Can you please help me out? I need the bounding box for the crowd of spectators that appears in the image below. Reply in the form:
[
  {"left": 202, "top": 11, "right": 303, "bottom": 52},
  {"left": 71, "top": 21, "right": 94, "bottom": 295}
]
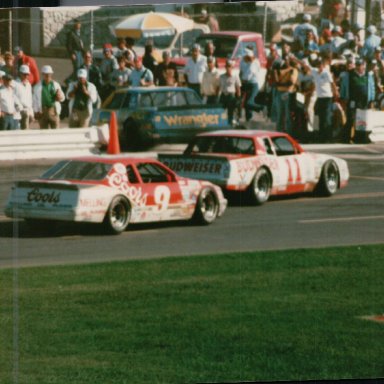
[{"left": 0, "top": 11, "right": 383, "bottom": 145}]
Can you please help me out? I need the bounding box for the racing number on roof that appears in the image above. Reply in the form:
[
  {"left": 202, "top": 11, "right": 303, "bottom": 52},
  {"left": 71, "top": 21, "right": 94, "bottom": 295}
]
[{"left": 154, "top": 185, "right": 171, "bottom": 212}]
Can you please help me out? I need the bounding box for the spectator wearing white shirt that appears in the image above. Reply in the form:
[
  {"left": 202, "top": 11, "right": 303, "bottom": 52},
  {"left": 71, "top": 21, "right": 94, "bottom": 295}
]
[
  {"left": 14, "top": 65, "right": 33, "bottom": 129},
  {"left": 184, "top": 44, "right": 207, "bottom": 97},
  {"left": 309, "top": 58, "right": 338, "bottom": 142},
  {"left": 33, "top": 65, "right": 65, "bottom": 129},
  {"left": 201, "top": 56, "right": 220, "bottom": 104},
  {"left": 67, "top": 68, "right": 98, "bottom": 128},
  {"left": 0, "top": 73, "right": 22, "bottom": 130},
  {"left": 331, "top": 26, "right": 346, "bottom": 57},
  {"left": 240, "top": 48, "right": 261, "bottom": 121}
]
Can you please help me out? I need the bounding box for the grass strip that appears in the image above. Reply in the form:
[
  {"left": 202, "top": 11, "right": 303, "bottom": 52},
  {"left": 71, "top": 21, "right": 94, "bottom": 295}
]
[{"left": 1, "top": 245, "right": 384, "bottom": 383}]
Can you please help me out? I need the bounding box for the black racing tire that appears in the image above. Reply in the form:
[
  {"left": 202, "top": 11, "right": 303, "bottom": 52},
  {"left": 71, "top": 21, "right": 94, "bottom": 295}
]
[
  {"left": 103, "top": 196, "right": 131, "bottom": 235},
  {"left": 316, "top": 160, "right": 339, "bottom": 197},
  {"left": 192, "top": 187, "right": 220, "bottom": 225},
  {"left": 248, "top": 167, "right": 271, "bottom": 205}
]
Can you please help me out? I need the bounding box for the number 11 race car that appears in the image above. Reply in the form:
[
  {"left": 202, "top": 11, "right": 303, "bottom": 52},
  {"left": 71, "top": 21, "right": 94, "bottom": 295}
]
[
  {"left": 159, "top": 130, "right": 349, "bottom": 204},
  {"left": 4, "top": 157, "right": 227, "bottom": 234}
]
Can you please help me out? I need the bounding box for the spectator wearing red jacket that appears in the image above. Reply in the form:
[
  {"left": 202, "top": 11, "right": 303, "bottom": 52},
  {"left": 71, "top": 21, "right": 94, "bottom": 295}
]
[{"left": 13, "top": 46, "right": 40, "bottom": 86}]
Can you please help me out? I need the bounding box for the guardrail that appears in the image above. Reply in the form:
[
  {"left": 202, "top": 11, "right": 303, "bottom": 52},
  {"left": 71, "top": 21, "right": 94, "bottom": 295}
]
[{"left": 0, "top": 125, "right": 110, "bottom": 160}]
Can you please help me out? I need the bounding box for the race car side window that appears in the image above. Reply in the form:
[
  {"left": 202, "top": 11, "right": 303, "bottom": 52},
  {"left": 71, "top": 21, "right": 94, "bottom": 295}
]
[
  {"left": 136, "top": 163, "right": 174, "bottom": 183},
  {"left": 139, "top": 94, "right": 153, "bottom": 108},
  {"left": 271, "top": 137, "right": 296, "bottom": 156},
  {"left": 185, "top": 90, "right": 202, "bottom": 105},
  {"left": 126, "top": 165, "right": 139, "bottom": 184}
]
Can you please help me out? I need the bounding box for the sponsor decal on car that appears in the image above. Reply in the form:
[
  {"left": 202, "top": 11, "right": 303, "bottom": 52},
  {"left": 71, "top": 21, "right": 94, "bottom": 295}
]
[
  {"left": 107, "top": 163, "right": 148, "bottom": 207},
  {"left": 163, "top": 113, "right": 220, "bottom": 128},
  {"left": 27, "top": 188, "right": 61, "bottom": 204}
]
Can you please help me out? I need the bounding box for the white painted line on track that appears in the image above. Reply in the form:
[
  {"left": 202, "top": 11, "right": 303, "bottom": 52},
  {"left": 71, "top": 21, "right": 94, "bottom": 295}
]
[
  {"left": 299, "top": 215, "right": 384, "bottom": 224},
  {"left": 351, "top": 175, "right": 384, "bottom": 181}
]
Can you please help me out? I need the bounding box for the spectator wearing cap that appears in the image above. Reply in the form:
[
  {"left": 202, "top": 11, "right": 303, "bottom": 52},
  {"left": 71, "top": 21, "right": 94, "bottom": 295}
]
[
  {"left": 142, "top": 39, "right": 160, "bottom": 76},
  {"left": 361, "top": 25, "right": 381, "bottom": 60},
  {"left": 0, "top": 73, "right": 22, "bottom": 130},
  {"left": 218, "top": 60, "right": 241, "bottom": 125},
  {"left": 33, "top": 65, "right": 65, "bottom": 129},
  {"left": 155, "top": 51, "right": 178, "bottom": 86},
  {"left": 14, "top": 65, "right": 33, "bottom": 129},
  {"left": 330, "top": 26, "right": 346, "bottom": 57},
  {"left": 109, "top": 57, "right": 131, "bottom": 88},
  {"left": 99, "top": 43, "right": 119, "bottom": 101},
  {"left": 66, "top": 68, "right": 98, "bottom": 128},
  {"left": 0, "top": 52, "right": 16, "bottom": 77},
  {"left": 239, "top": 48, "right": 261, "bottom": 122},
  {"left": 293, "top": 14, "right": 319, "bottom": 53},
  {"left": 274, "top": 55, "right": 299, "bottom": 135},
  {"left": 201, "top": 56, "right": 220, "bottom": 105},
  {"left": 81, "top": 51, "right": 102, "bottom": 94},
  {"left": 204, "top": 41, "right": 218, "bottom": 67},
  {"left": 66, "top": 18, "right": 85, "bottom": 73},
  {"left": 128, "top": 57, "right": 154, "bottom": 87},
  {"left": 319, "top": 29, "right": 333, "bottom": 56},
  {"left": 13, "top": 46, "right": 39, "bottom": 87},
  {"left": 99, "top": 43, "right": 119, "bottom": 84},
  {"left": 184, "top": 44, "right": 207, "bottom": 97},
  {"left": 340, "top": 58, "right": 376, "bottom": 142}
]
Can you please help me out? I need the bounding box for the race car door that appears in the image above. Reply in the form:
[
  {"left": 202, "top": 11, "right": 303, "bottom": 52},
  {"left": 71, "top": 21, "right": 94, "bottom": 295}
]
[
  {"left": 132, "top": 161, "right": 186, "bottom": 222},
  {"left": 266, "top": 135, "right": 315, "bottom": 194}
]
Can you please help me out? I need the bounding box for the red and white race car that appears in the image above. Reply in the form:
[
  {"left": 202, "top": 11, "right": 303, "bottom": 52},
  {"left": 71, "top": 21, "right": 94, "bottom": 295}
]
[
  {"left": 4, "top": 156, "right": 227, "bottom": 234},
  {"left": 159, "top": 130, "right": 349, "bottom": 204}
]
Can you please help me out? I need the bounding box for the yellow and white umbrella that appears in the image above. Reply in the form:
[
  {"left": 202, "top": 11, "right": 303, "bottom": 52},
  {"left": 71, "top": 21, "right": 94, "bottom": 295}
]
[{"left": 112, "top": 12, "right": 194, "bottom": 39}]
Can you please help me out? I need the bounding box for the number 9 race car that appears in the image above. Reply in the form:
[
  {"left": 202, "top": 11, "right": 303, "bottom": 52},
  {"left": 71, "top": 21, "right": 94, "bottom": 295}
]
[
  {"left": 159, "top": 130, "right": 349, "bottom": 204},
  {"left": 4, "top": 156, "right": 227, "bottom": 234}
]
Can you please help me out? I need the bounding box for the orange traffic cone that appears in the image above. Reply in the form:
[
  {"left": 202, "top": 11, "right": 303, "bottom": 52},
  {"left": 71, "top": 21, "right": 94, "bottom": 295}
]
[{"left": 107, "top": 111, "right": 120, "bottom": 155}]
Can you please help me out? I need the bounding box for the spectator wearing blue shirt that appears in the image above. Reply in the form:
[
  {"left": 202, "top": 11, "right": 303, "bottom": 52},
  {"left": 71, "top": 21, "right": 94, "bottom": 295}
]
[
  {"left": 293, "top": 14, "right": 319, "bottom": 51},
  {"left": 361, "top": 25, "right": 381, "bottom": 60},
  {"left": 129, "top": 57, "right": 154, "bottom": 87},
  {"left": 239, "top": 48, "right": 261, "bottom": 121}
]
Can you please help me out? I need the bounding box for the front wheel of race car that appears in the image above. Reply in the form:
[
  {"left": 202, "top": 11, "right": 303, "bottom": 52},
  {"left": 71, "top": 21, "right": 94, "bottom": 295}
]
[
  {"left": 316, "top": 160, "right": 339, "bottom": 196},
  {"left": 193, "top": 187, "right": 219, "bottom": 225},
  {"left": 103, "top": 196, "right": 131, "bottom": 235},
  {"left": 248, "top": 167, "right": 271, "bottom": 205}
]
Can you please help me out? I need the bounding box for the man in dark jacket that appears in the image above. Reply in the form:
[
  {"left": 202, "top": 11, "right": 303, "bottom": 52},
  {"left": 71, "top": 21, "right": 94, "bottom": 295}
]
[{"left": 66, "top": 19, "right": 85, "bottom": 73}]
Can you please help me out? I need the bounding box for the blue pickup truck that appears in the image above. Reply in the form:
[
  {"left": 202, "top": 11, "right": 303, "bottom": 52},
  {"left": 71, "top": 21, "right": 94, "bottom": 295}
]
[{"left": 92, "top": 86, "right": 230, "bottom": 149}]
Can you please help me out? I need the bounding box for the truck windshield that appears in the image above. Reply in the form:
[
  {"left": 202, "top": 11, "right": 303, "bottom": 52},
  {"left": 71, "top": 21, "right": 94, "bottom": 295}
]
[
  {"left": 41, "top": 161, "right": 112, "bottom": 181},
  {"left": 136, "top": 34, "right": 175, "bottom": 49},
  {"left": 195, "top": 36, "right": 237, "bottom": 58},
  {"left": 186, "top": 136, "right": 255, "bottom": 155}
]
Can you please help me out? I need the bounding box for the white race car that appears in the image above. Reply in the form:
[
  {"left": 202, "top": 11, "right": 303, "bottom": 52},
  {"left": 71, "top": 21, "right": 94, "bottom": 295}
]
[
  {"left": 159, "top": 130, "right": 349, "bottom": 204},
  {"left": 4, "top": 156, "right": 227, "bottom": 234}
]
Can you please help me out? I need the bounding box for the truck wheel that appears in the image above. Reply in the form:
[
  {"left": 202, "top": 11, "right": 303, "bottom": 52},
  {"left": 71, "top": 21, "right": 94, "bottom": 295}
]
[
  {"left": 316, "top": 160, "right": 339, "bottom": 197},
  {"left": 103, "top": 196, "right": 131, "bottom": 235},
  {"left": 248, "top": 167, "right": 271, "bottom": 205},
  {"left": 192, "top": 187, "right": 219, "bottom": 225}
]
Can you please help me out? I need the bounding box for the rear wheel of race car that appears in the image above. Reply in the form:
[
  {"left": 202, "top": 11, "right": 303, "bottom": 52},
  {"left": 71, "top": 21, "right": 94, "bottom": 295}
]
[
  {"left": 103, "top": 196, "right": 131, "bottom": 235},
  {"left": 193, "top": 187, "right": 219, "bottom": 225},
  {"left": 248, "top": 167, "right": 271, "bottom": 205},
  {"left": 316, "top": 160, "right": 339, "bottom": 196}
]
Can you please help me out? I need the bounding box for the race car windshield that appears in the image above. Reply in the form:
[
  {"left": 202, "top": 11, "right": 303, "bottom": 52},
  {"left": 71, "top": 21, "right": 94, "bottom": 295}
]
[
  {"left": 41, "top": 161, "right": 112, "bottom": 181},
  {"left": 186, "top": 137, "right": 255, "bottom": 155}
]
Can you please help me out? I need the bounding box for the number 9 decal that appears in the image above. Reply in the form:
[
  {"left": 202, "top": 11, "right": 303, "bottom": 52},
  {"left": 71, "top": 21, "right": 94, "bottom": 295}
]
[{"left": 154, "top": 186, "right": 171, "bottom": 212}]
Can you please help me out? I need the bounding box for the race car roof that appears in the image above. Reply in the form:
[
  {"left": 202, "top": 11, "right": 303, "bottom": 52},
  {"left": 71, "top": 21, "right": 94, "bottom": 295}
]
[{"left": 197, "top": 130, "right": 290, "bottom": 139}]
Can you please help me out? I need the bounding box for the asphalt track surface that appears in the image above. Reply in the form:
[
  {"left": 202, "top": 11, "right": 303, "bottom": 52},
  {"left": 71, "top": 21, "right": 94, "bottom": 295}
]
[{"left": 1, "top": 143, "right": 384, "bottom": 269}]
